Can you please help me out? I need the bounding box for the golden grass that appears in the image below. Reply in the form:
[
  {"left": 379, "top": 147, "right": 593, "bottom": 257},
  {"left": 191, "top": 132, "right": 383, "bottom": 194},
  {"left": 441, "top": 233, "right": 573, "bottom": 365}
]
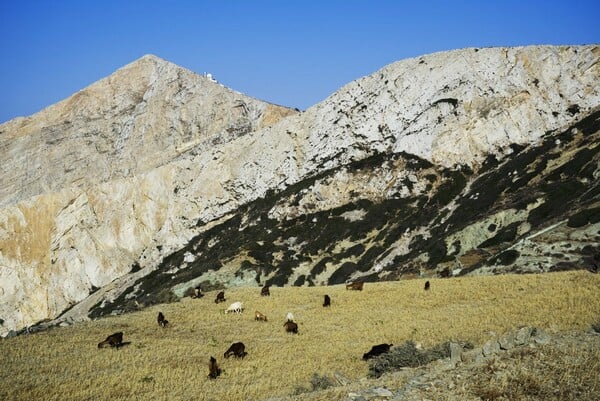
[
  {"left": 467, "top": 339, "right": 600, "bottom": 401},
  {"left": 1, "top": 270, "right": 599, "bottom": 401}
]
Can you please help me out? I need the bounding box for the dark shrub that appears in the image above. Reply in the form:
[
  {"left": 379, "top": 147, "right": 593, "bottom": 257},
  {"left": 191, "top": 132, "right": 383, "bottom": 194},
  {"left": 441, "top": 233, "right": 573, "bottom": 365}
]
[
  {"left": 567, "top": 207, "right": 600, "bottom": 228},
  {"left": 368, "top": 340, "right": 452, "bottom": 378},
  {"left": 328, "top": 262, "right": 359, "bottom": 285},
  {"left": 488, "top": 249, "right": 520, "bottom": 266}
]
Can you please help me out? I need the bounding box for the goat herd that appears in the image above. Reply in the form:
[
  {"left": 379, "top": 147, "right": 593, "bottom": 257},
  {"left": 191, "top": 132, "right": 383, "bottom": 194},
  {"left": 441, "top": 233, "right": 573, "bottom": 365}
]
[{"left": 97, "top": 280, "right": 432, "bottom": 380}]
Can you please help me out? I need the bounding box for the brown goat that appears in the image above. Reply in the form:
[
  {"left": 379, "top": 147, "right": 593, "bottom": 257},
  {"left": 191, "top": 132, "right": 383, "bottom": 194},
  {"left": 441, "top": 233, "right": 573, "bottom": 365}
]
[
  {"left": 208, "top": 356, "right": 221, "bottom": 379},
  {"left": 214, "top": 291, "right": 226, "bottom": 304},
  {"left": 346, "top": 281, "right": 364, "bottom": 291},
  {"left": 224, "top": 342, "right": 247, "bottom": 359},
  {"left": 157, "top": 312, "right": 169, "bottom": 328},
  {"left": 97, "top": 332, "right": 123, "bottom": 349},
  {"left": 284, "top": 321, "right": 299, "bottom": 334},
  {"left": 323, "top": 294, "right": 331, "bottom": 307},
  {"left": 254, "top": 310, "right": 268, "bottom": 322},
  {"left": 424, "top": 280, "right": 430, "bottom": 291},
  {"left": 261, "top": 285, "right": 270, "bottom": 296}
]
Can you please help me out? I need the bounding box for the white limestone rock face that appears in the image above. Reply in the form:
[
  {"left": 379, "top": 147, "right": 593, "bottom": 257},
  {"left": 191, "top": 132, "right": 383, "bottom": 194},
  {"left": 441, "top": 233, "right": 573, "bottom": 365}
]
[
  {"left": 295, "top": 46, "right": 599, "bottom": 172},
  {"left": 0, "top": 54, "right": 297, "bottom": 208},
  {"left": 0, "top": 45, "right": 598, "bottom": 335}
]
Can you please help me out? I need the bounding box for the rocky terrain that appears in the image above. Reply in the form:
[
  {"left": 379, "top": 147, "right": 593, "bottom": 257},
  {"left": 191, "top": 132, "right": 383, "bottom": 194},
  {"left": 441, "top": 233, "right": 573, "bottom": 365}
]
[
  {"left": 0, "top": 45, "right": 599, "bottom": 336},
  {"left": 273, "top": 327, "right": 600, "bottom": 401}
]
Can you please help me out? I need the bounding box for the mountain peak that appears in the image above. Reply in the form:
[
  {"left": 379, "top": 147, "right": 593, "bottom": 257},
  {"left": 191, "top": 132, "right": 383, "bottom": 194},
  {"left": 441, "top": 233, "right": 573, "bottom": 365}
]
[
  {"left": 108, "top": 53, "right": 184, "bottom": 83},
  {"left": 138, "top": 53, "right": 165, "bottom": 62},
  {"left": 0, "top": 50, "right": 297, "bottom": 208},
  {"left": 122, "top": 53, "right": 178, "bottom": 71}
]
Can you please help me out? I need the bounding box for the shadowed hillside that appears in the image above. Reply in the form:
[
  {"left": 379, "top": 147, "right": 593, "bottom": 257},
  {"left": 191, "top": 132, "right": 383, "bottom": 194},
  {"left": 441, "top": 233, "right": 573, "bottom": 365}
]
[{"left": 91, "top": 108, "right": 599, "bottom": 318}]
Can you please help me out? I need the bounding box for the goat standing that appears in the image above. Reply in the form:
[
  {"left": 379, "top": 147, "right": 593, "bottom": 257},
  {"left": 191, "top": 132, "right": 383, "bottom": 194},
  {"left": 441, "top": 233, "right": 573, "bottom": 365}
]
[{"left": 208, "top": 356, "right": 221, "bottom": 379}]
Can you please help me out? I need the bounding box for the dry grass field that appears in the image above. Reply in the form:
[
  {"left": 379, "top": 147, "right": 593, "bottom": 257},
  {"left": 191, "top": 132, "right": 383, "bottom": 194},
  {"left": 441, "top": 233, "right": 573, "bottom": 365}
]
[{"left": 1, "top": 270, "right": 599, "bottom": 401}]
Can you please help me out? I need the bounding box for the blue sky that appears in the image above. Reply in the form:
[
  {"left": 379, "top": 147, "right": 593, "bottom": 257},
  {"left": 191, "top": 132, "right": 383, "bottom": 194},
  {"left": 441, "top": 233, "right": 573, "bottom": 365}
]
[{"left": 1, "top": 1, "right": 598, "bottom": 124}]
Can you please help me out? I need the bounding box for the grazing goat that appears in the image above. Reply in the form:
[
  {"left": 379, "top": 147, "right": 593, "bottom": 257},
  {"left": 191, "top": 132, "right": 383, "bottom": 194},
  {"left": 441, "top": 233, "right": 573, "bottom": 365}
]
[
  {"left": 208, "top": 356, "right": 221, "bottom": 379},
  {"left": 225, "top": 301, "right": 244, "bottom": 314},
  {"left": 424, "top": 280, "right": 430, "bottom": 291},
  {"left": 346, "top": 281, "right": 364, "bottom": 291},
  {"left": 261, "top": 285, "right": 270, "bottom": 296},
  {"left": 323, "top": 294, "right": 331, "bottom": 307},
  {"left": 157, "top": 312, "right": 169, "bottom": 328},
  {"left": 97, "top": 332, "right": 124, "bottom": 349},
  {"left": 215, "top": 291, "right": 226, "bottom": 304},
  {"left": 254, "top": 311, "right": 268, "bottom": 321},
  {"left": 362, "top": 343, "right": 393, "bottom": 360},
  {"left": 284, "top": 320, "right": 298, "bottom": 334},
  {"left": 286, "top": 312, "right": 294, "bottom": 322},
  {"left": 191, "top": 286, "right": 204, "bottom": 298},
  {"left": 224, "top": 342, "right": 247, "bottom": 359}
]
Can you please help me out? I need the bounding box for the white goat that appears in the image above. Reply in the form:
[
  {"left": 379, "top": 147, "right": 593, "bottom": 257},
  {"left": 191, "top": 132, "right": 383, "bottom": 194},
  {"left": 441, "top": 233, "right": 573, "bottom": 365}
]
[{"left": 225, "top": 301, "right": 244, "bottom": 314}]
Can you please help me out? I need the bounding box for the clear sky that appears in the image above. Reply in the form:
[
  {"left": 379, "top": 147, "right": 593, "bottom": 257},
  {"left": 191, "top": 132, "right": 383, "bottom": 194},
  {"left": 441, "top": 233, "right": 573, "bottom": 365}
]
[{"left": 1, "top": 0, "right": 598, "bottom": 124}]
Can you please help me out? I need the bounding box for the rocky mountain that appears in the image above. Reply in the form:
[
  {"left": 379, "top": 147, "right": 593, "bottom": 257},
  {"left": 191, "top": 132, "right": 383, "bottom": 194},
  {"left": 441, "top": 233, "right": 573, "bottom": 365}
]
[
  {"left": 0, "top": 55, "right": 298, "bottom": 335},
  {"left": 1, "top": 45, "right": 599, "bottom": 336}
]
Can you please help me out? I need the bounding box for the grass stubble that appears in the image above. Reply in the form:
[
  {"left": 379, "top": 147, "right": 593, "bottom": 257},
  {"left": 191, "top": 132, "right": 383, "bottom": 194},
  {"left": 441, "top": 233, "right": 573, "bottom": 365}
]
[{"left": 0, "top": 270, "right": 598, "bottom": 400}]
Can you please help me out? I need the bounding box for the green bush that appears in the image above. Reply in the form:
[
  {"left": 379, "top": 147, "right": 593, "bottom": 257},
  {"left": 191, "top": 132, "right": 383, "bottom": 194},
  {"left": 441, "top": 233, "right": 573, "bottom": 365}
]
[
  {"left": 155, "top": 289, "right": 178, "bottom": 304},
  {"left": 309, "top": 373, "right": 336, "bottom": 391},
  {"left": 292, "top": 373, "right": 336, "bottom": 395}
]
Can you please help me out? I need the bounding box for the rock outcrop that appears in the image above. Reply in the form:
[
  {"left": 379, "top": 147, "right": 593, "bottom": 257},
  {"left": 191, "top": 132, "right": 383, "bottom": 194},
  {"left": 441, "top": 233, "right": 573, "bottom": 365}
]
[
  {"left": 343, "top": 327, "right": 591, "bottom": 401},
  {"left": 1, "top": 45, "right": 599, "bottom": 335}
]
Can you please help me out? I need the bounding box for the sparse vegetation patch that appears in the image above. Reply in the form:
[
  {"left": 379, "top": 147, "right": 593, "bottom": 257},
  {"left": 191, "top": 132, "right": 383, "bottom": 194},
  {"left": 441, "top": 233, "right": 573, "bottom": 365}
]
[
  {"left": 367, "top": 340, "right": 452, "bottom": 378},
  {"left": 468, "top": 336, "right": 599, "bottom": 401}
]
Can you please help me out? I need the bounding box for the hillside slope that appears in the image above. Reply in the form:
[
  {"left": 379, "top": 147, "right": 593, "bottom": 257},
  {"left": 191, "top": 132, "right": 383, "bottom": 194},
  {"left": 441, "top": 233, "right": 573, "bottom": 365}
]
[
  {"left": 1, "top": 271, "right": 599, "bottom": 401},
  {"left": 1, "top": 45, "right": 599, "bottom": 335},
  {"left": 90, "top": 107, "right": 599, "bottom": 317}
]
